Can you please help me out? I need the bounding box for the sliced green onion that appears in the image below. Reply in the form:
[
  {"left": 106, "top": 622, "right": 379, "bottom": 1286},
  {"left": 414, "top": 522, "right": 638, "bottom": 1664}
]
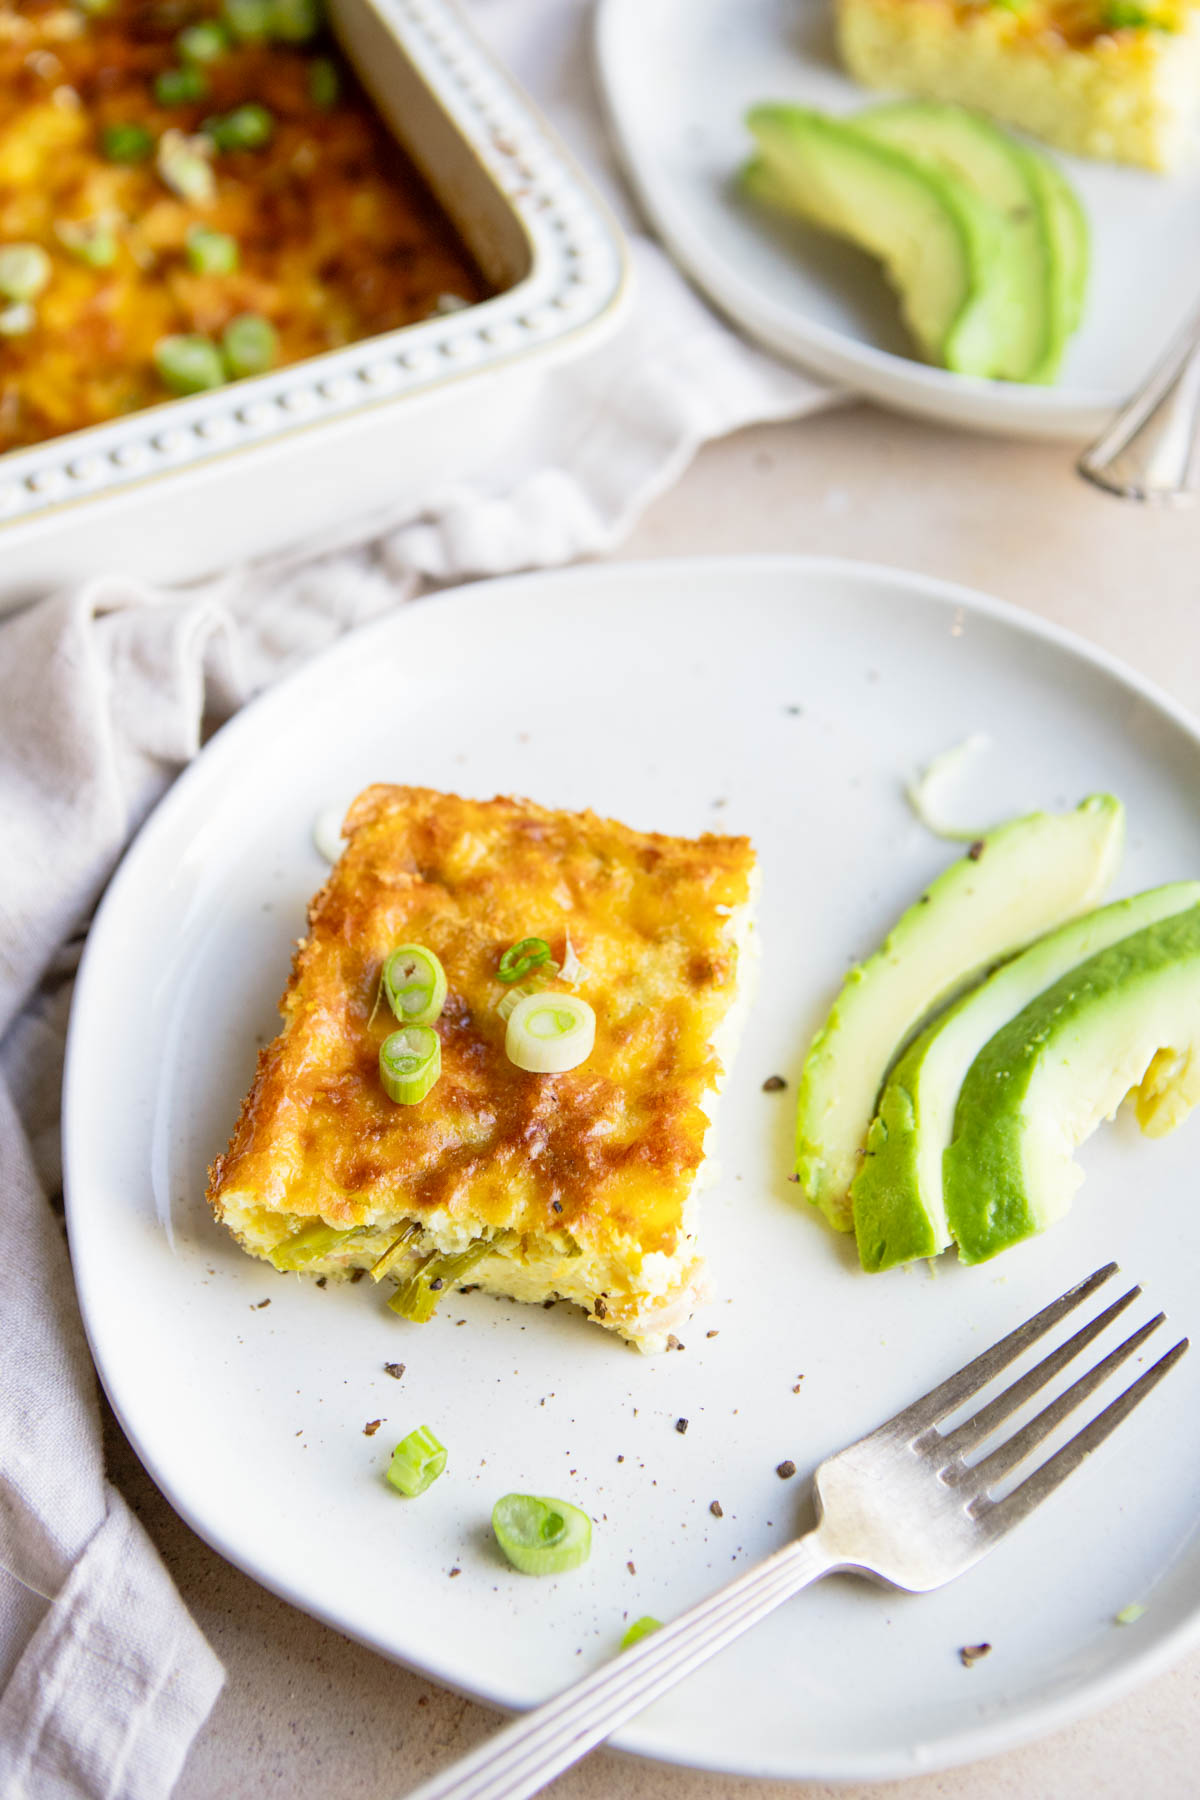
[
  {"left": 0, "top": 302, "right": 35, "bottom": 338},
  {"left": 157, "top": 129, "right": 216, "bottom": 202},
  {"left": 386, "top": 1426, "right": 446, "bottom": 1497},
  {"left": 222, "top": 311, "right": 278, "bottom": 376},
  {"left": 178, "top": 19, "right": 231, "bottom": 61},
  {"left": 383, "top": 945, "right": 448, "bottom": 1028},
  {"left": 186, "top": 224, "right": 239, "bottom": 274},
  {"left": 205, "top": 102, "right": 274, "bottom": 151},
  {"left": 380, "top": 1024, "right": 440, "bottom": 1106},
  {"left": 495, "top": 974, "right": 552, "bottom": 1023},
  {"left": 369, "top": 1219, "right": 422, "bottom": 1283},
  {"left": 153, "top": 333, "right": 226, "bottom": 394},
  {"left": 387, "top": 1232, "right": 514, "bottom": 1321},
  {"left": 155, "top": 64, "right": 209, "bottom": 105},
  {"left": 222, "top": 0, "right": 274, "bottom": 39},
  {"left": 56, "top": 219, "right": 118, "bottom": 268},
  {"left": 271, "top": 0, "right": 322, "bottom": 41},
  {"left": 73, "top": 0, "right": 116, "bottom": 14},
  {"left": 505, "top": 993, "right": 595, "bottom": 1075},
  {"left": 307, "top": 55, "right": 340, "bottom": 108},
  {"left": 492, "top": 1494, "right": 592, "bottom": 1576},
  {"left": 559, "top": 933, "right": 586, "bottom": 986},
  {"left": 0, "top": 244, "right": 51, "bottom": 303},
  {"left": 101, "top": 122, "right": 154, "bottom": 163},
  {"left": 497, "top": 936, "right": 553, "bottom": 984},
  {"left": 269, "top": 1221, "right": 359, "bottom": 1270},
  {"left": 620, "top": 1616, "right": 662, "bottom": 1650}
]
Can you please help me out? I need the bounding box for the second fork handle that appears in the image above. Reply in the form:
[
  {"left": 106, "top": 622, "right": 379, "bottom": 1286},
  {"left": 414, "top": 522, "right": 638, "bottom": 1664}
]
[
  {"left": 402, "top": 1531, "right": 837, "bottom": 1800},
  {"left": 1078, "top": 299, "right": 1200, "bottom": 501}
]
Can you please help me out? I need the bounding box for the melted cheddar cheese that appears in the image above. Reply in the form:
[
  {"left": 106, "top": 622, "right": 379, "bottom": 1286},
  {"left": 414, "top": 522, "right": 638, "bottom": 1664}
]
[
  {"left": 208, "top": 785, "right": 759, "bottom": 1351},
  {"left": 0, "top": 0, "right": 488, "bottom": 453}
]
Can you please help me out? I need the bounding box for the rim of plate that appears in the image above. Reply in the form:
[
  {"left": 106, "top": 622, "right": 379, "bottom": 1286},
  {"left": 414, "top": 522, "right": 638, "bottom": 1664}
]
[
  {"left": 594, "top": 0, "right": 1125, "bottom": 442},
  {"left": 63, "top": 554, "right": 1200, "bottom": 1782}
]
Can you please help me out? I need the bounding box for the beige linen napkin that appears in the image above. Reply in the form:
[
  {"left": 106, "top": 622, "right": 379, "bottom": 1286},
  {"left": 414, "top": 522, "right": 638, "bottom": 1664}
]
[{"left": 0, "top": 4, "right": 835, "bottom": 1794}]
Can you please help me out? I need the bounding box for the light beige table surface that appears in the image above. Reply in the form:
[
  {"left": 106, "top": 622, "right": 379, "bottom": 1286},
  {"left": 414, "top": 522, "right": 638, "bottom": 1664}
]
[{"left": 133, "top": 400, "right": 1200, "bottom": 1799}]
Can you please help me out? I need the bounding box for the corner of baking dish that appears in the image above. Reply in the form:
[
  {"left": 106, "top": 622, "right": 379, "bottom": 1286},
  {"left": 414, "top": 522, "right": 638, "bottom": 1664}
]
[{"left": 0, "top": 0, "right": 630, "bottom": 531}]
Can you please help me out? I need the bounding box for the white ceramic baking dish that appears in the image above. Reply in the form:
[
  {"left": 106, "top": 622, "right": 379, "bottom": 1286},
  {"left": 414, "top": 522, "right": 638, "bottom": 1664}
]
[{"left": 0, "top": 0, "right": 629, "bottom": 610}]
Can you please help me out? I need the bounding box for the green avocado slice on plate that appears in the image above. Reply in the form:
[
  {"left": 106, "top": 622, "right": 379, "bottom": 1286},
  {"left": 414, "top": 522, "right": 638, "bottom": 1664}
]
[
  {"left": 945, "top": 902, "right": 1200, "bottom": 1263},
  {"left": 851, "top": 881, "right": 1200, "bottom": 1272}
]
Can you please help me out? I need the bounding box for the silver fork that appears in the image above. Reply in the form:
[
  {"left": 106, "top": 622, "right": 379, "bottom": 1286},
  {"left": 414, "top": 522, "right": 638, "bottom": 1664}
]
[{"left": 404, "top": 1263, "right": 1187, "bottom": 1800}]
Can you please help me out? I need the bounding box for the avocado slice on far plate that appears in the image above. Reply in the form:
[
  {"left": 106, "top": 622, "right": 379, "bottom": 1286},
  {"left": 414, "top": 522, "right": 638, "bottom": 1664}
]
[
  {"left": 1025, "top": 153, "right": 1089, "bottom": 380},
  {"left": 852, "top": 880, "right": 1200, "bottom": 1272},
  {"left": 794, "top": 794, "right": 1125, "bottom": 1233},
  {"left": 853, "top": 100, "right": 1055, "bottom": 383},
  {"left": 742, "top": 105, "right": 1005, "bottom": 376},
  {"left": 945, "top": 903, "right": 1200, "bottom": 1264}
]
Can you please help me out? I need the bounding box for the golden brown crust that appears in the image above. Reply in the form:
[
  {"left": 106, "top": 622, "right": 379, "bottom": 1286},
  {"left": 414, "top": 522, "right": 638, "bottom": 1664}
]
[
  {"left": 0, "top": 0, "right": 487, "bottom": 454},
  {"left": 208, "top": 786, "right": 757, "bottom": 1266}
]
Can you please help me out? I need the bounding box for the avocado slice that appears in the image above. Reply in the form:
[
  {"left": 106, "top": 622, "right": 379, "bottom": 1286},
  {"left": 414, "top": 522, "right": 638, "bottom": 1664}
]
[
  {"left": 794, "top": 794, "right": 1124, "bottom": 1233},
  {"left": 1025, "top": 155, "right": 1089, "bottom": 382},
  {"left": 742, "top": 105, "right": 1002, "bottom": 376},
  {"left": 851, "top": 881, "right": 1200, "bottom": 1272},
  {"left": 853, "top": 101, "right": 1054, "bottom": 384},
  {"left": 944, "top": 903, "right": 1200, "bottom": 1262}
]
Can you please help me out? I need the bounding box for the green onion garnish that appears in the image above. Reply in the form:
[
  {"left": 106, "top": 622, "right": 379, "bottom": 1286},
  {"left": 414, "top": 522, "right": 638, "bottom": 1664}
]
[
  {"left": 387, "top": 1234, "right": 513, "bottom": 1321},
  {"left": 154, "top": 65, "right": 209, "bottom": 106},
  {"left": 307, "top": 55, "right": 340, "bottom": 108},
  {"left": 0, "top": 243, "right": 51, "bottom": 303},
  {"left": 222, "top": 0, "right": 274, "bottom": 39},
  {"left": 382, "top": 945, "right": 448, "bottom": 1029},
  {"left": 369, "top": 1219, "right": 422, "bottom": 1283},
  {"left": 101, "top": 122, "right": 154, "bottom": 163},
  {"left": 157, "top": 130, "right": 216, "bottom": 202},
  {"left": 186, "top": 224, "right": 239, "bottom": 274},
  {"left": 0, "top": 302, "right": 35, "bottom": 338},
  {"left": 153, "top": 333, "right": 227, "bottom": 395},
  {"left": 205, "top": 102, "right": 274, "bottom": 151},
  {"left": 56, "top": 220, "right": 118, "bottom": 268},
  {"left": 492, "top": 1494, "right": 592, "bottom": 1576},
  {"left": 269, "top": 1221, "right": 360, "bottom": 1270},
  {"left": 620, "top": 1616, "right": 662, "bottom": 1650},
  {"left": 379, "top": 1023, "right": 440, "bottom": 1106},
  {"left": 271, "top": 0, "right": 322, "bottom": 42},
  {"left": 221, "top": 311, "right": 278, "bottom": 376},
  {"left": 178, "top": 19, "right": 232, "bottom": 61},
  {"left": 497, "top": 936, "right": 553, "bottom": 984},
  {"left": 505, "top": 993, "right": 595, "bottom": 1074},
  {"left": 386, "top": 1426, "right": 446, "bottom": 1497}
]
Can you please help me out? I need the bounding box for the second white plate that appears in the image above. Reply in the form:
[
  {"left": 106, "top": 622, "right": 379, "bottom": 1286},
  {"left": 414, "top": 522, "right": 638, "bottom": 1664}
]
[{"left": 595, "top": 0, "right": 1200, "bottom": 439}]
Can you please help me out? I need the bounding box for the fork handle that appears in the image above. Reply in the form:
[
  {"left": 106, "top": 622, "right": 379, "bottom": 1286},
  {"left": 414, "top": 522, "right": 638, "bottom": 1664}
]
[
  {"left": 402, "top": 1531, "right": 836, "bottom": 1800},
  {"left": 1078, "top": 301, "right": 1200, "bottom": 501}
]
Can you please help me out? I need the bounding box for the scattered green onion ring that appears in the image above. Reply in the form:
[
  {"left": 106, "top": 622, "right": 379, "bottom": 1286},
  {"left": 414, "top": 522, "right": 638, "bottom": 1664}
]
[
  {"left": 505, "top": 993, "right": 595, "bottom": 1075},
  {"left": 492, "top": 1494, "right": 592, "bottom": 1576},
  {"left": 205, "top": 102, "right": 274, "bottom": 151},
  {"left": 222, "top": 0, "right": 274, "bottom": 39},
  {"left": 497, "top": 936, "right": 553, "bottom": 984},
  {"left": 186, "top": 224, "right": 239, "bottom": 274},
  {"left": 271, "top": 0, "right": 322, "bottom": 41},
  {"left": 383, "top": 945, "right": 448, "bottom": 1028},
  {"left": 154, "top": 64, "right": 209, "bottom": 105},
  {"left": 157, "top": 130, "right": 216, "bottom": 202},
  {"left": 386, "top": 1426, "right": 446, "bottom": 1497},
  {"left": 178, "top": 19, "right": 231, "bottom": 61},
  {"left": 222, "top": 311, "right": 278, "bottom": 376},
  {"left": 620, "top": 1616, "right": 662, "bottom": 1650},
  {"left": 307, "top": 55, "right": 340, "bottom": 108},
  {"left": 56, "top": 220, "right": 118, "bottom": 268},
  {"left": 380, "top": 1024, "right": 440, "bottom": 1105},
  {"left": 101, "top": 122, "right": 154, "bottom": 163},
  {"left": 0, "top": 302, "right": 35, "bottom": 338},
  {"left": 153, "top": 333, "right": 226, "bottom": 395},
  {"left": 0, "top": 244, "right": 51, "bottom": 303}
]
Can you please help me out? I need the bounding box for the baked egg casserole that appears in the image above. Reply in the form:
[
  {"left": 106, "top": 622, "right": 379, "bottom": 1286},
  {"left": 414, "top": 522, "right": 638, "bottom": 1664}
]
[
  {"left": 0, "top": 0, "right": 488, "bottom": 455},
  {"left": 837, "top": 0, "right": 1200, "bottom": 169},
  {"left": 207, "top": 786, "right": 759, "bottom": 1352}
]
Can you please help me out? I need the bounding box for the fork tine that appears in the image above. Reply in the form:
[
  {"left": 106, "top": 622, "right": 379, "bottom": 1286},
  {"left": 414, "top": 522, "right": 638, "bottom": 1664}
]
[
  {"left": 959, "top": 1313, "right": 1165, "bottom": 1490},
  {"left": 888, "top": 1263, "right": 1119, "bottom": 1436},
  {"left": 975, "top": 1338, "right": 1189, "bottom": 1540},
  {"left": 938, "top": 1286, "right": 1143, "bottom": 1462}
]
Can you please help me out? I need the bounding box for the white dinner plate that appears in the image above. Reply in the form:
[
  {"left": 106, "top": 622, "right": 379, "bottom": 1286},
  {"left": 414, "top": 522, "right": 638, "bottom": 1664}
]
[
  {"left": 65, "top": 557, "right": 1200, "bottom": 1783},
  {"left": 594, "top": 0, "right": 1200, "bottom": 440}
]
